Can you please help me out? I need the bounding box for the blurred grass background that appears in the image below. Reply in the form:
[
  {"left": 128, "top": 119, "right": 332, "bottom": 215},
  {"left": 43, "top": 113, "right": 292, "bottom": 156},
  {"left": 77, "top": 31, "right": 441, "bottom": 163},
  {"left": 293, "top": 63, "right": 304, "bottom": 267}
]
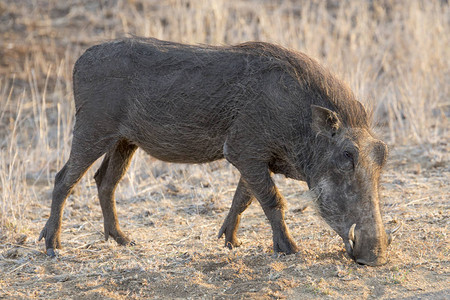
[{"left": 0, "top": 0, "right": 448, "bottom": 231}]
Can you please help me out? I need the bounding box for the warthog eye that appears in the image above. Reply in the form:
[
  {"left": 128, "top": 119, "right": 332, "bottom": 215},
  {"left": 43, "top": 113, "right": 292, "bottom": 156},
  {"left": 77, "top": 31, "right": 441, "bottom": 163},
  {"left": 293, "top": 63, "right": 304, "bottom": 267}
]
[
  {"left": 337, "top": 150, "right": 355, "bottom": 172},
  {"left": 343, "top": 151, "right": 353, "bottom": 160}
]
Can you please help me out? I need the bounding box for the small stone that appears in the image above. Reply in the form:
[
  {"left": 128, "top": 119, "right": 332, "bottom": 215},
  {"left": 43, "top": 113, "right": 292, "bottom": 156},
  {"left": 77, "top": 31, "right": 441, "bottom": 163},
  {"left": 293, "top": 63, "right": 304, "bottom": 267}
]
[
  {"left": 4, "top": 248, "right": 20, "bottom": 259},
  {"left": 16, "top": 234, "right": 27, "bottom": 244}
]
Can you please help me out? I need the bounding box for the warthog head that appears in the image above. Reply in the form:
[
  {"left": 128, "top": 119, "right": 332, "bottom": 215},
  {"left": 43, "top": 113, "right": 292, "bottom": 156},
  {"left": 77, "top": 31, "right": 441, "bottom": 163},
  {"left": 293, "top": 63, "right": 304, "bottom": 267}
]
[{"left": 308, "top": 105, "right": 396, "bottom": 266}]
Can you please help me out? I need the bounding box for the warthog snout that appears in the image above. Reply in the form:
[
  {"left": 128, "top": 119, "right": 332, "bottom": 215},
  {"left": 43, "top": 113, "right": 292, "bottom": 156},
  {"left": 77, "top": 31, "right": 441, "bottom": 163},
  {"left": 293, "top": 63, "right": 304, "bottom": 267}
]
[
  {"left": 346, "top": 224, "right": 387, "bottom": 266},
  {"left": 344, "top": 223, "right": 401, "bottom": 266}
]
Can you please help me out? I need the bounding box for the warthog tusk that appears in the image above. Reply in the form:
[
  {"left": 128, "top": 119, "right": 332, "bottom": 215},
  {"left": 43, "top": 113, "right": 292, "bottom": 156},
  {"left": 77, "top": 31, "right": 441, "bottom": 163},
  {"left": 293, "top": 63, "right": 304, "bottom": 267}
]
[
  {"left": 387, "top": 222, "right": 402, "bottom": 245},
  {"left": 388, "top": 223, "right": 402, "bottom": 235},
  {"left": 348, "top": 223, "right": 356, "bottom": 243},
  {"left": 349, "top": 240, "right": 354, "bottom": 249}
]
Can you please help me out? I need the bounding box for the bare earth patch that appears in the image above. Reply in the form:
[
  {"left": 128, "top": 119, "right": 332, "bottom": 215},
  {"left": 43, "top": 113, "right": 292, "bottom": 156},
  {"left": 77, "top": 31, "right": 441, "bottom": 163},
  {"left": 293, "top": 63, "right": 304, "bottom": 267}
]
[{"left": 1, "top": 143, "right": 448, "bottom": 299}]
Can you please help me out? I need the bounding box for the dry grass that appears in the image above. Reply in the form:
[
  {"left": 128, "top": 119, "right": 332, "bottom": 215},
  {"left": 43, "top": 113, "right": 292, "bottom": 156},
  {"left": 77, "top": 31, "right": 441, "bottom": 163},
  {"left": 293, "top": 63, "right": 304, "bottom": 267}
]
[{"left": 0, "top": 0, "right": 449, "bottom": 298}]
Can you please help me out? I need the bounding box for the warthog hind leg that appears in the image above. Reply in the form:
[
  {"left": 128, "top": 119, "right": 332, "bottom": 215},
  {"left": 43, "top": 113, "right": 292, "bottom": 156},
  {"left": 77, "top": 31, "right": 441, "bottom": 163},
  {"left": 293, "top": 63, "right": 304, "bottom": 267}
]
[
  {"left": 39, "top": 135, "right": 114, "bottom": 257},
  {"left": 94, "top": 139, "right": 138, "bottom": 246}
]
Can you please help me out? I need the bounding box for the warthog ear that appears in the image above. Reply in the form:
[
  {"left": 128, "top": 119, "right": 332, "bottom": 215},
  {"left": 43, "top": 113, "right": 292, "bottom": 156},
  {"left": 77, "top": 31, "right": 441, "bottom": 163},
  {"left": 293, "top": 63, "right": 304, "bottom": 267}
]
[
  {"left": 372, "top": 140, "right": 388, "bottom": 167},
  {"left": 311, "top": 105, "right": 341, "bottom": 137}
]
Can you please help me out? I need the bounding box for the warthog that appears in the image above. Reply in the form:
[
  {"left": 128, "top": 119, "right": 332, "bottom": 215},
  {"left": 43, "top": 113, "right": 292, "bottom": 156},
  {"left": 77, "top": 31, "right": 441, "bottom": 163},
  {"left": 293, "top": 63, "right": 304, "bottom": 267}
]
[{"left": 39, "top": 37, "right": 396, "bottom": 265}]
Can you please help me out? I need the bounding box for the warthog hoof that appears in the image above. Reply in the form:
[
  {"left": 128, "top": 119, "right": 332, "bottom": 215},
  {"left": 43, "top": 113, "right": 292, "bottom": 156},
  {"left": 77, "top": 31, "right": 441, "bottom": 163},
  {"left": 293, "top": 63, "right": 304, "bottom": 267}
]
[
  {"left": 104, "top": 227, "right": 134, "bottom": 246},
  {"left": 273, "top": 235, "right": 299, "bottom": 255},
  {"left": 46, "top": 248, "right": 57, "bottom": 258},
  {"left": 218, "top": 222, "right": 242, "bottom": 249},
  {"left": 39, "top": 221, "right": 62, "bottom": 256}
]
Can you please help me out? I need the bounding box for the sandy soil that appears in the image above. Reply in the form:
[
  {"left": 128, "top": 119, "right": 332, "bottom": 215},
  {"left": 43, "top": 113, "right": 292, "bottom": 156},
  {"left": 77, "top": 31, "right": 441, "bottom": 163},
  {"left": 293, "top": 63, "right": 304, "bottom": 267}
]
[{"left": 1, "top": 142, "right": 449, "bottom": 299}]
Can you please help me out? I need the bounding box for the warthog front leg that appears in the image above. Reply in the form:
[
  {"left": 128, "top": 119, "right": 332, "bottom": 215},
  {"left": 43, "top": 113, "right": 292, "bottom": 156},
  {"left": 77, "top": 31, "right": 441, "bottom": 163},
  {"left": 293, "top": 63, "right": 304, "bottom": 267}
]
[
  {"left": 218, "top": 177, "right": 254, "bottom": 248},
  {"left": 224, "top": 145, "right": 298, "bottom": 254},
  {"left": 244, "top": 166, "right": 299, "bottom": 254}
]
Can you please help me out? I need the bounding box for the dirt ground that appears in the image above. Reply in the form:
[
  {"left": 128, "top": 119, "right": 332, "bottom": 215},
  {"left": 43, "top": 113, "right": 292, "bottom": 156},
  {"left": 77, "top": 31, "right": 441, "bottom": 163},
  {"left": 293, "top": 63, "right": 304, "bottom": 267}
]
[
  {"left": 0, "top": 1, "right": 449, "bottom": 299},
  {"left": 0, "top": 142, "right": 448, "bottom": 299}
]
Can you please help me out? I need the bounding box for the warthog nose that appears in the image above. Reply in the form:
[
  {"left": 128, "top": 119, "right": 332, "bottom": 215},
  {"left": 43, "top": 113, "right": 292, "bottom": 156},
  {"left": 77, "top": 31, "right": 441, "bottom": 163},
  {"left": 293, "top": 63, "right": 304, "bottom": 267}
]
[{"left": 356, "top": 257, "right": 387, "bottom": 266}]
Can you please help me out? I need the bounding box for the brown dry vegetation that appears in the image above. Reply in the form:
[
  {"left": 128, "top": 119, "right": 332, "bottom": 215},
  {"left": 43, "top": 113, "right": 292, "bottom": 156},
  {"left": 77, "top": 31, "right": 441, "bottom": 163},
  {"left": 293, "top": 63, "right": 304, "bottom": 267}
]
[{"left": 0, "top": 0, "right": 449, "bottom": 299}]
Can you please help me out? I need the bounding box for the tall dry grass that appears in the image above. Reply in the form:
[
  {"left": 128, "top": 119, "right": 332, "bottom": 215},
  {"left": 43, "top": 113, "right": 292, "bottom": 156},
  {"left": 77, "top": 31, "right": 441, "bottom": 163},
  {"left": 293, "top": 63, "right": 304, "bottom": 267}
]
[{"left": 0, "top": 0, "right": 448, "bottom": 233}]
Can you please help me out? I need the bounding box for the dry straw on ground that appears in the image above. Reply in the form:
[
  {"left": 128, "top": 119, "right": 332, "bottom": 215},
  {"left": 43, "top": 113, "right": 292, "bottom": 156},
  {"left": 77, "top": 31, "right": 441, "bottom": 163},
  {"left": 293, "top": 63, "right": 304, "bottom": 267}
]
[{"left": 0, "top": 0, "right": 448, "bottom": 299}]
